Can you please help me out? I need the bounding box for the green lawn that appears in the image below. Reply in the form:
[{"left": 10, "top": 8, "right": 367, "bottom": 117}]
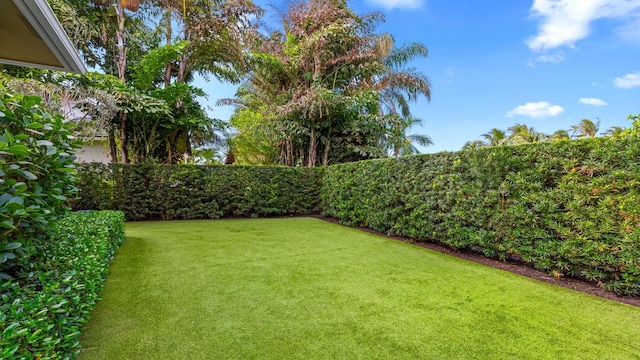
[{"left": 79, "top": 218, "right": 640, "bottom": 359}]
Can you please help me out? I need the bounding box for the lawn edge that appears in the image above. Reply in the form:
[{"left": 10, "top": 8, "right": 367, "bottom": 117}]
[{"left": 309, "top": 215, "right": 640, "bottom": 308}]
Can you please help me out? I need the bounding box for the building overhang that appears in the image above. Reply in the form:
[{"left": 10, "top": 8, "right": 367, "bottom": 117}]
[{"left": 0, "top": 0, "right": 86, "bottom": 73}]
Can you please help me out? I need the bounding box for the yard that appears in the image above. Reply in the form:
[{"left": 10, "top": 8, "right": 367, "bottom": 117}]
[{"left": 79, "top": 217, "right": 640, "bottom": 359}]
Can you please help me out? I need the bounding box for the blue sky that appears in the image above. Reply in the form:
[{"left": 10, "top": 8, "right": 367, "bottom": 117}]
[{"left": 195, "top": 0, "right": 640, "bottom": 153}]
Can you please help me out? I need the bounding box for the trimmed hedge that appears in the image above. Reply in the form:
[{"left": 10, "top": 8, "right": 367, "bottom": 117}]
[
  {"left": 321, "top": 137, "right": 640, "bottom": 295},
  {"left": 0, "top": 90, "right": 80, "bottom": 276},
  {"left": 73, "top": 137, "right": 640, "bottom": 296},
  {"left": 0, "top": 210, "right": 125, "bottom": 359},
  {"left": 74, "top": 164, "right": 322, "bottom": 221}
]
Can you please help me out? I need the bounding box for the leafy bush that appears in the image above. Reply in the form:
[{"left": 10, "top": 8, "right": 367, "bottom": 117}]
[
  {"left": 0, "top": 89, "right": 80, "bottom": 276},
  {"left": 0, "top": 210, "right": 125, "bottom": 359},
  {"left": 321, "top": 137, "right": 640, "bottom": 295},
  {"left": 75, "top": 164, "right": 323, "bottom": 221}
]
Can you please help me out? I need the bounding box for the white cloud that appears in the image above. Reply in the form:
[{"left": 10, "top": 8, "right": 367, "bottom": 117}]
[
  {"left": 614, "top": 72, "right": 640, "bottom": 88},
  {"left": 365, "top": 0, "right": 424, "bottom": 10},
  {"left": 528, "top": 51, "right": 566, "bottom": 67},
  {"left": 506, "top": 101, "right": 565, "bottom": 118},
  {"left": 527, "top": 0, "right": 640, "bottom": 52},
  {"left": 579, "top": 97, "right": 608, "bottom": 106}
]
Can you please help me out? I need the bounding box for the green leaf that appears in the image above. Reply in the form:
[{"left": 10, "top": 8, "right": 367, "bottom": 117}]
[
  {"left": 13, "top": 182, "right": 27, "bottom": 194},
  {"left": 37, "top": 140, "right": 54, "bottom": 146},
  {"left": 0, "top": 220, "right": 16, "bottom": 229},
  {"left": 12, "top": 209, "right": 27, "bottom": 216},
  {"left": 25, "top": 128, "right": 44, "bottom": 136},
  {"left": 6, "top": 145, "right": 30, "bottom": 156},
  {"left": 3, "top": 242, "right": 22, "bottom": 250},
  {"left": 18, "top": 170, "right": 37, "bottom": 181},
  {"left": 45, "top": 146, "right": 57, "bottom": 156},
  {"left": 7, "top": 197, "right": 24, "bottom": 206},
  {"left": 0, "top": 193, "right": 12, "bottom": 206}
]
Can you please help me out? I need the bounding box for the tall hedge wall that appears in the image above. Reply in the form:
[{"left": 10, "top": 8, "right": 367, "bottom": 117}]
[
  {"left": 74, "top": 163, "right": 322, "bottom": 221},
  {"left": 321, "top": 137, "right": 640, "bottom": 295}
]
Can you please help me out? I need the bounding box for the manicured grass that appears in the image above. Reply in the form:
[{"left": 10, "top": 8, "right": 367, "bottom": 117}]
[{"left": 79, "top": 218, "right": 640, "bottom": 359}]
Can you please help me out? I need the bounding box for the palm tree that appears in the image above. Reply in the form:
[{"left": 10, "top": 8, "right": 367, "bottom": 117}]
[
  {"left": 370, "top": 40, "right": 431, "bottom": 117},
  {"left": 480, "top": 128, "right": 507, "bottom": 147},
  {"left": 387, "top": 117, "right": 433, "bottom": 157},
  {"left": 550, "top": 129, "right": 570, "bottom": 141},
  {"left": 462, "top": 140, "right": 486, "bottom": 150},
  {"left": 370, "top": 41, "right": 433, "bottom": 158},
  {"left": 508, "top": 123, "right": 547, "bottom": 144},
  {"left": 603, "top": 126, "right": 625, "bottom": 137},
  {"left": 570, "top": 118, "right": 600, "bottom": 138}
]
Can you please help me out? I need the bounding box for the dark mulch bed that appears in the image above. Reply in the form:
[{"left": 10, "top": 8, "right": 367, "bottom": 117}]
[{"left": 311, "top": 215, "right": 640, "bottom": 308}]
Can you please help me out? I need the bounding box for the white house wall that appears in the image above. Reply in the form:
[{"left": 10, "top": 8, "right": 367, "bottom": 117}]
[{"left": 76, "top": 141, "right": 111, "bottom": 163}]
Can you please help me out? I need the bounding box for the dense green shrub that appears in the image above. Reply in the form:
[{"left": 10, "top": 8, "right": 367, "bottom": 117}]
[
  {"left": 0, "top": 210, "right": 125, "bottom": 359},
  {"left": 321, "top": 137, "right": 640, "bottom": 295},
  {"left": 75, "top": 164, "right": 323, "bottom": 221},
  {"left": 0, "top": 90, "right": 80, "bottom": 276}
]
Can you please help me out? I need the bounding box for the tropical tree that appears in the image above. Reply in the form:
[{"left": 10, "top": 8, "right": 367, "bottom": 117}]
[
  {"left": 603, "top": 125, "right": 625, "bottom": 137},
  {"left": 550, "top": 129, "right": 571, "bottom": 141},
  {"left": 152, "top": 0, "right": 262, "bottom": 85},
  {"left": 86, "top": 0, "right": 145, "bottom": 162},
  {"left": 227, "top": 108, "right": 281, "bottom": 165},
  {"left": 611, "top": 114, "right": 640, "bottom": 137},
  {"left": 227, "top": 0, "right": 383, "bottom": 167},
  {"left": 628, "top": 114, "right": 640, "bottom": 136},
  {"left": 228, "top": 0, "right": 432, "bottom": 166},
  {"left": 46, "top": 0, "right": 260, "bottom": 164},
  {"left": 570, "top": 118, "right": 600, "bottom": 138},
  {"left": 370, "top": 40, "right": 431, "bottom": 113},
  {"left": 508, "top": 123, "right": 547, "bottom": 144},
  {"left": 385, "top": 117, "right": 432, "bottom": 157},
  {"left": 129, "top": 0, "right": 262, "bottom": 163},
  {"left": 462, "top": 140, "right": 485, "bottom": 150},
  {"left": 480, "top": 128, "right": 507, "bottom": 147},
  {"left": 368, "top": 40, "right": 432, "bottom": 157}
]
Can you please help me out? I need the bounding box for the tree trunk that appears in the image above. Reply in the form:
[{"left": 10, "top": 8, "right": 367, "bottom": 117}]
[
  {"left": 279, "top": 142, "right": 287, "bottom": 165},
  {"left": 308, "top": 126, "right": 317, "bottom": 168},
  {"left": 167, "top": 139, "right": 174, "bottom": 164},
  {"left": 119, "top": 112, "right": 129, "bottom": 163},
  {"left": 321, "top": 137, "right": 331, "bottom": 166},
  {"left": 115, "top": 1, "right": 129, "bottom": 163},
  {"left": 178, "top": 53, "right": 188, "bottom": 84},
  {"left": 185, "top": 132, "right": 192, "bottom": 156},
  {"left": 115, "top": 2, "right": 126, "bottom": 83},
  {"left": 177, "top": 24, "right": 189, "bottom": 84},
  {"left": 308, "top": 54, "right": 322, "bottom": 168},
  {"left": 108, "top": 127, "right": 118, "bottom": 163},
  {"left": 286, "top": 140, "right": 294, "bottom": 166},
  {"left": 163, "top": 6, "right": 173, "bottom": 87},
  {"left": 168, "top": 135, "right": 177, "bottom": 164}
]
